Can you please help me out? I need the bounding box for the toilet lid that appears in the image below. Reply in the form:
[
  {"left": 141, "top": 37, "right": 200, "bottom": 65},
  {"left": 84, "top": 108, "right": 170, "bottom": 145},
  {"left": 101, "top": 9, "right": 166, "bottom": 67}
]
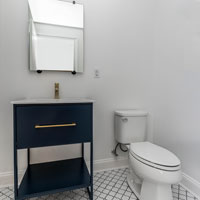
[{"left": 130, "top": 142, "right": 181, "bottom": 167}]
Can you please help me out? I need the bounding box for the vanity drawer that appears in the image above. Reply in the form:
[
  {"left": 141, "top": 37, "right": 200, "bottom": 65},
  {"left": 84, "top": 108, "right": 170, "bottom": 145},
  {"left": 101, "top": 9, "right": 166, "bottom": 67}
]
[{"left": 15, "top": 104, "right": 92, "bottom": 149}]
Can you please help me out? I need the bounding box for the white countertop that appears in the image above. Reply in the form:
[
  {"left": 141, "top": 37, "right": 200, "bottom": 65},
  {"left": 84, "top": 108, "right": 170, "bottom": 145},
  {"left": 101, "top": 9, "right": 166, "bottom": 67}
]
[{"left": 11, "top": 98, "right": 95, "bottom": 104}]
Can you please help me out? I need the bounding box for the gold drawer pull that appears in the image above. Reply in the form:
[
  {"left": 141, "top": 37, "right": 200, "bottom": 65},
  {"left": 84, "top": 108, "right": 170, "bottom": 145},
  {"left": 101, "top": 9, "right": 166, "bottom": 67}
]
[{"left": 35, "top": 123, "right": 76, "bottom": 129}]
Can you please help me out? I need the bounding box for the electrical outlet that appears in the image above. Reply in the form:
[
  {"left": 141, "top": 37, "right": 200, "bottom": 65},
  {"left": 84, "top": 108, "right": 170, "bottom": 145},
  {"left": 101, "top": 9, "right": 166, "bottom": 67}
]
[{"left": 94, "top": 69, "right": 100, "bottom": 78}]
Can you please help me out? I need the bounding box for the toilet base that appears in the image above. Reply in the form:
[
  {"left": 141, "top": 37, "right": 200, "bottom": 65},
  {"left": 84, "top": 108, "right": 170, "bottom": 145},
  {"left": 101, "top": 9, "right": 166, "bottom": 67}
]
[
  {"left": 127, "top": 171, "right": 173, "bottom": 200},
  {"left": 141, "top": 181, "right": 173, "bottom": 200},
  {"left": 127, "top": 172, "right": 141, "bottom": 199}
]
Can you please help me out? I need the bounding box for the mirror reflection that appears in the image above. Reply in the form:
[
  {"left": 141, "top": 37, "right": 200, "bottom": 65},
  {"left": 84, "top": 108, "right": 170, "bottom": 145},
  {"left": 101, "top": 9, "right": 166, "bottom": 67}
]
[{"left": 28, "top": 0, "right": 84, "bottom": 73}]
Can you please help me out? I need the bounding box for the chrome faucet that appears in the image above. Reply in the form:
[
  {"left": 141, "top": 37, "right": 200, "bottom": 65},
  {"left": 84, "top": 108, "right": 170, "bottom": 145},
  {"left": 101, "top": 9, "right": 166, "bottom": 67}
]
[{"left": 55, "top": 83, "right": 60, "bottom": 99}]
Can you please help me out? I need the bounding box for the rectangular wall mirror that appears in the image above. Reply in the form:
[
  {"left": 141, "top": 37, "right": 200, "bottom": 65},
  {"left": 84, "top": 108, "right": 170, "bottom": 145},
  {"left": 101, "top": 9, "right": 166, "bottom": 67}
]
[{"left": 28, "top": 0, "right": 84, "bottom": 73}]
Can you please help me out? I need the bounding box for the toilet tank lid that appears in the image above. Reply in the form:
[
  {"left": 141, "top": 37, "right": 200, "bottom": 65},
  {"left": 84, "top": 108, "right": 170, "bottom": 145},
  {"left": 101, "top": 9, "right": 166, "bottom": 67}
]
[{"left": 115, "top": 110, "right": 148, "bottom": 117}]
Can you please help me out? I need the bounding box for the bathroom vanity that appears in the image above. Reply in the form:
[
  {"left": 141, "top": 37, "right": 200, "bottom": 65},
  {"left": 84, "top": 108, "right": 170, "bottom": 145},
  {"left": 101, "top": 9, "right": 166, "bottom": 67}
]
[{"left": 12, "top": 98, "right": 94, "bottom": 200}]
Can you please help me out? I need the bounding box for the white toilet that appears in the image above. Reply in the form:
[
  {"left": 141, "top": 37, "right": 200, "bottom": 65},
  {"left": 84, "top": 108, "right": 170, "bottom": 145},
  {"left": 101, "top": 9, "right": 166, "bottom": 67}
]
[{"left": 114, "top": 110, "right": 182, "bottom": 200}]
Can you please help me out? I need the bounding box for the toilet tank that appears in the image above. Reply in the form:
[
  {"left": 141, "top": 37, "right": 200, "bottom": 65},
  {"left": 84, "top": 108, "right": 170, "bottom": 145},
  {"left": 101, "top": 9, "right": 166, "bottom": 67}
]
[{"left": 114, "top": 110, "right": 148, "bottom": 144}]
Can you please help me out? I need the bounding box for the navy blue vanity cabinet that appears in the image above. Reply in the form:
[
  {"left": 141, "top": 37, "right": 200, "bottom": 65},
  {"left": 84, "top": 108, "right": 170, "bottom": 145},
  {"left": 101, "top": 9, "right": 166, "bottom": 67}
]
[{"left": 13, "top": 102, "right": 93, "bottom": 200}]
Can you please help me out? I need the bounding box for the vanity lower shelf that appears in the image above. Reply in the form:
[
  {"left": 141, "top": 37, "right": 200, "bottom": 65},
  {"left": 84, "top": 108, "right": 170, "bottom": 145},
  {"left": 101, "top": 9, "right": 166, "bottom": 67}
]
[{"left": 17, "top": 158, "right": 90, "bottom": 200}]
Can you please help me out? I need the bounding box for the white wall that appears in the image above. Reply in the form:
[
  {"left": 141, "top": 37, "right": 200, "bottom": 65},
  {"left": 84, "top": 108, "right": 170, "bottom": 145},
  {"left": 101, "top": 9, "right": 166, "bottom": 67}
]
[
  {"left": 153, "top": 0, "right": 200, "bottom": 183},
  {"left": 0, "top": 0, "right": 155, "bottom": 175}
]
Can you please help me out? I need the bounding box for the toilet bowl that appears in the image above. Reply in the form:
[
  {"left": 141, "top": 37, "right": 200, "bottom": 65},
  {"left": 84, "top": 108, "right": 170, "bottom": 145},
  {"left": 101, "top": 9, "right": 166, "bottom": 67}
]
[
  {"left": 127, "top": 142, "right": 182, "bottom": 200},
  {"left": 114, "top": 110, "right": 182, "bottom": 200}
]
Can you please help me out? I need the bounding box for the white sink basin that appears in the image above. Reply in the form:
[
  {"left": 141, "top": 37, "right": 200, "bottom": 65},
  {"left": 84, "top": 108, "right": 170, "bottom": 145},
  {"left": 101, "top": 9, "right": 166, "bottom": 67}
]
[{"left": 11, "top": 98, "right": 94, "bottom": 104}]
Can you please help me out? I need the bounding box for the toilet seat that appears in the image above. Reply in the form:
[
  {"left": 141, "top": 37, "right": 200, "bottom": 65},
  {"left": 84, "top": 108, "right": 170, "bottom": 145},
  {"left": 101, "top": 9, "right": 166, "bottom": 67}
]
[{"left": 130, "top": 142, "right": 181, "bottom": 171}]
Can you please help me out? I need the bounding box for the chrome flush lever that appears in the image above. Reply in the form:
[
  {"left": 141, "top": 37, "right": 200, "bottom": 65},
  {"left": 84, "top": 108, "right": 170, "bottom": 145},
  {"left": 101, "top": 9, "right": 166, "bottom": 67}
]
[{"left": 122, "top": 118, "right": 128, "bottom": 122}]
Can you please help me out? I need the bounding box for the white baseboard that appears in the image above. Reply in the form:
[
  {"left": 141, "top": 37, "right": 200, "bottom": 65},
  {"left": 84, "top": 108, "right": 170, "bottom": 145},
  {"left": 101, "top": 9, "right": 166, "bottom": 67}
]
[
  {"left": 93, "top": 157, "right": 128, "bottom": 173},
  {"left": 181, "top": 172, "right": 200, "bottom": 199},
  {"left": 0, "top": 157, "right": 128, "bottom": 189},
  {"left": 0, "top": 170, "right": 24, "bottom": 189}
]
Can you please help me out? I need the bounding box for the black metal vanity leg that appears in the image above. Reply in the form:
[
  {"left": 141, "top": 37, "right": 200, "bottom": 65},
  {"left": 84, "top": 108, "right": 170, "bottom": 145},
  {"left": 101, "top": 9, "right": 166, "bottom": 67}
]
[
  {"left": 90, "top": 141, "right": 93, "bottom": 200},
  {"left": 14, "top": 143, "right": 18, "bottom": 200},
  {"left": 82, "top": 143, "right": 84, "bottom": 158},
  {"left": 13, "top": 106, "right": 18, "bottom": 200},
  {"left": 27, "top": 148, "right": 30, "bottom": 166}
]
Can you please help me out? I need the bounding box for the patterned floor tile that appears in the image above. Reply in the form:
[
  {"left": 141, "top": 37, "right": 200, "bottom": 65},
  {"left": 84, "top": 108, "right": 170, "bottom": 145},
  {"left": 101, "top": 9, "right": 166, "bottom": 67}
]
[{"left": 0, "top": 168, "right": 198, "bottom": 200}]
